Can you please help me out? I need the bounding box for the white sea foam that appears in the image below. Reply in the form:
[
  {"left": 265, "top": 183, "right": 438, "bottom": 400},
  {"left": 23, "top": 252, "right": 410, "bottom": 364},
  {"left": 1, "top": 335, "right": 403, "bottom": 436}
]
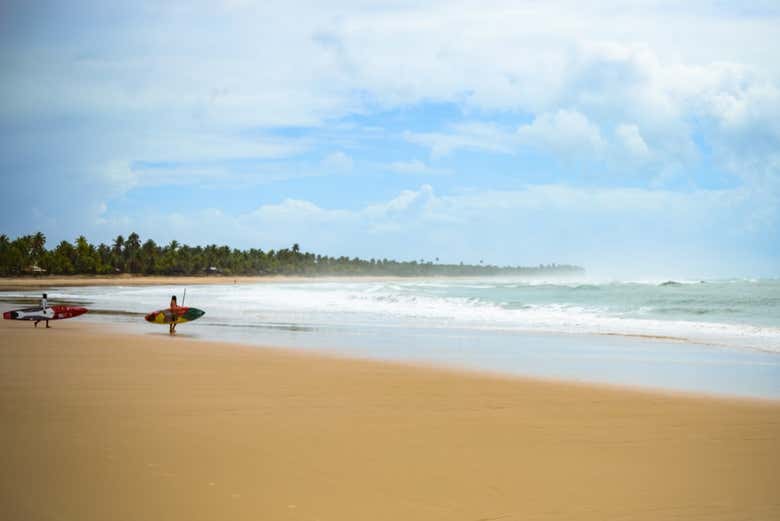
[
  {"left": 6, "top": 279, "right": 779, "bottom": 399},
  {"left": 5, "top": 278, "right": 780, "bottom": 353}
]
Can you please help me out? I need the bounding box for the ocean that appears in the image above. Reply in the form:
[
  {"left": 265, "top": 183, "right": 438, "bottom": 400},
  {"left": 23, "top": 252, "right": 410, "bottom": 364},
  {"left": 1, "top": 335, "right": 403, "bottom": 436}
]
[{"left": 2, "top": 277, "right": 779, "bottom": 398}]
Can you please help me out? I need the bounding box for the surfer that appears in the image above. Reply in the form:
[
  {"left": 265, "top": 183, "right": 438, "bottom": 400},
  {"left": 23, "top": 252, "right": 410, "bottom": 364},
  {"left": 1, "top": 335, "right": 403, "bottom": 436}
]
[
  {"left": 34, "top": 293, "right": 50, "bottom": 328},
  {"left": 169, "top": 295, "right": 178, "bottom": 335}
]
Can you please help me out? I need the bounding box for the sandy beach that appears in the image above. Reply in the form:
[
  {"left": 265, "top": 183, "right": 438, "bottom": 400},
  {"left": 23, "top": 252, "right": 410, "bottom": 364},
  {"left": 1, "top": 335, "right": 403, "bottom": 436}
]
[
  {"left": 0, "top": 275, "right": 434, "bottom": 291},
  {"left": 1, "top": 318, "right": 778, "bottom": 521}
]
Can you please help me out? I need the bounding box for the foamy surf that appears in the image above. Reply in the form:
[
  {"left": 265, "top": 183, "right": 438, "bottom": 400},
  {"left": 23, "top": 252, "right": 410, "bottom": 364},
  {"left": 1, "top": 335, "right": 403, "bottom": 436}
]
[
  {"left": 3, "top": 278, "right": 779, "bottom": 398},
  {"left": 6, "top": 277, "right": 779, "bottom": 352}
]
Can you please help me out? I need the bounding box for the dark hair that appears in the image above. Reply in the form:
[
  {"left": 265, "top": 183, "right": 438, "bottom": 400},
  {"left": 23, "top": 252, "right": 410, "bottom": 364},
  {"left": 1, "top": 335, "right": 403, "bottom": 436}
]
[
  {"left": 171, "top": 295, "right": 177, "bottom": 301},
  {"left": 43, "top": 293, "right": 47, "bottom": 298}
]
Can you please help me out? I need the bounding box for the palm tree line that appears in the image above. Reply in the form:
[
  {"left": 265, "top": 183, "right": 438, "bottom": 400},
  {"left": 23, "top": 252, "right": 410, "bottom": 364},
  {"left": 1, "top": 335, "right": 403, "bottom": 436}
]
[{"left": 0, "top": 232, "right": 584, "bottom": 277}]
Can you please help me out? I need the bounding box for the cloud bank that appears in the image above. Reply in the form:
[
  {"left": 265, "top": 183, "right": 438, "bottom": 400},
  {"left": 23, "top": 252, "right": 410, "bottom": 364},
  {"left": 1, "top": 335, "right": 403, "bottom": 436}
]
[{"left": 1, "top": 0, "right": 778, "bottom": 276}]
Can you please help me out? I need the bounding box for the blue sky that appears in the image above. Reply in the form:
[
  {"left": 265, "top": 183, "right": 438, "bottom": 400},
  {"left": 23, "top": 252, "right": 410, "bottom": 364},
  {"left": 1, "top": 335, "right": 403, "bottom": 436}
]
[{"left": 1, "top": 0, "right": 779, "bottom": 277}]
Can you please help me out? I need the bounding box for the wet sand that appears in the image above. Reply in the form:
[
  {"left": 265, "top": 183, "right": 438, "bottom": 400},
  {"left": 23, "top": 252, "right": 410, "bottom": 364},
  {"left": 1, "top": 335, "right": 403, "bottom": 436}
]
[{"left": 1, "top": 319, "right": 778, "bottom": 520}]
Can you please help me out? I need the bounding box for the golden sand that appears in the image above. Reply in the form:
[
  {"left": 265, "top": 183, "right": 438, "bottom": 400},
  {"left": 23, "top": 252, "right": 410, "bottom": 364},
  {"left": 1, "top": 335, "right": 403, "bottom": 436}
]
[
  {"left": 1, "top": 319, "right": 778, "bottom": 520},
  {"left": 0, "top": 274, "right": 435, "bottom": 291}
]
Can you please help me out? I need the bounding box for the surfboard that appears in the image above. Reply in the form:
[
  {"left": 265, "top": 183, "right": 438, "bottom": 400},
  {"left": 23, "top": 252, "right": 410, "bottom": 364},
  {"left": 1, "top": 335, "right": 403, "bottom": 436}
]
[
  {"left": 144, "top": 307, "right": 205, "bottom": 325},
  {"left": 3, "top": 305, "right": 88, "bottom": 321}
]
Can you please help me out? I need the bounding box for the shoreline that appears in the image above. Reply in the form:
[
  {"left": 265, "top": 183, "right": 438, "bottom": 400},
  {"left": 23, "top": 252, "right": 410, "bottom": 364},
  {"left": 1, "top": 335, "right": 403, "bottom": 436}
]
[
  {"left": 2, "top": 317, "right": 750, "bottom": 404},
  {"left": 72, "top": 319, "right": 780, "bottom": 404},
  {"left": 1, "top": 318, "right": 779, "bottom": 520},
  {"left": 91, "top": 319, "right": 780, "bottom": 404},
  {"left": 2, "top": 284, "right": 778, "bottom": 399},
  {"left": 0, "top": 274, "right": 537, "bottom": 291},
  {"left": 0, "top": 277, "right": 780, "bottom": 400}
]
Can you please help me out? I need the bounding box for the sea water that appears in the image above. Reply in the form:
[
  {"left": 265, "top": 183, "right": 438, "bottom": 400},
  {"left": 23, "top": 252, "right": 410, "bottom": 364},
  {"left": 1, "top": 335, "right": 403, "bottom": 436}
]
[{"left": 3, "top": 278, "right": 779, "bottom": 398}]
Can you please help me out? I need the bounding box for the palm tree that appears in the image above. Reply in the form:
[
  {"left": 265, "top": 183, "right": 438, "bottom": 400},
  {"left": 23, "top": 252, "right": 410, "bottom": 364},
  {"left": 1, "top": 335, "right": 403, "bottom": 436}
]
[
  {"left": 141, "top": 239, "right": 158, "bottom": 274},
  {"left": 112, "top": 235, "right": 124, "bottom": 255},
  {"left": 53, "top": 240, "right": 76, "bottom": 274},
  {"left": 75, "top": 235, "right": 97, "bottom": 273},
  {"left": 0, "top": 234, "right": 10, "bottom": 275},
  {"left": 97, "top": 243, "right": 112, "bottom": 273},
  {"left": 125, "top": 232, "right": 142, "bottom": 272},
  {"left": 31, "top": 232, "right": 46, "bottom": 262},
  {"left": 112, "top": 235, "right": 125, "bottom": 272},
  {"left": 126, "top": 232, "right": 141, "bottom": 252}
]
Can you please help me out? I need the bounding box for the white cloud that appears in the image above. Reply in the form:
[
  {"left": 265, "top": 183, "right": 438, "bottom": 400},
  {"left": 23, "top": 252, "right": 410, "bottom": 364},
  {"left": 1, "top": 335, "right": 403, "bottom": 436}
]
[
  {"left": 94, "top": 181, "right": 776, "bottom": 276},
  {"left": 404, "top": 122, "right": 517, "bottom": 158},
  {"left": 320, "top": 151, "right": 354, "bottom": 172},
  {"left": 517, "top": 109, "right": 605, "bottom": 158},
  {"left": 2, "top": 1, "right": 777, "bottom": 184},
  {"left": 2, "top": 0, "right": 779, "bottom": 274},
  {"left": 99, "top": 160, "right": 138, "bottom": 193},
  {"left": 384, "top": 159, "right": 451, "bottom": 175},
  {"left": 616, "top": 123, "right": 650, "bottom": 157},
  {"left": 364, "top": 185, "right": 436, "bottom": 219},
  {"left": 3, "top": 2, "right": 779, "bottom": 126},
  {"left": 247, "top": 198, "right": 353, "bottom": 223}
]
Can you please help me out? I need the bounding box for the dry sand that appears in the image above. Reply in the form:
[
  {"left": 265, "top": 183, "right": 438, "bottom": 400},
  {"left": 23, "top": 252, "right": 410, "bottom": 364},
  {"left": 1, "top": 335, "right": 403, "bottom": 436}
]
[
  {"left": 1, "top": 319, "right": 778, "bottom": 521},
  {"left": 0, "top": 274, "right": 431, "bottom": 291}
]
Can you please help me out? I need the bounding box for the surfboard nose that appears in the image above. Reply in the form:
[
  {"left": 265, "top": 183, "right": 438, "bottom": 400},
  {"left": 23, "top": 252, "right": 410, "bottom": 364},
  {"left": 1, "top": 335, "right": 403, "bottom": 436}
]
[{"left": 185, "top": 308, "right": 205, "bottom": 320}]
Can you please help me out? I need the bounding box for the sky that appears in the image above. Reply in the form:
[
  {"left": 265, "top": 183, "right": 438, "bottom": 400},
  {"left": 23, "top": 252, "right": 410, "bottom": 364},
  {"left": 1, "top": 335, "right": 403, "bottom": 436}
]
[{"left": 1, "top": 0, "right": 779, "bottom": 277}]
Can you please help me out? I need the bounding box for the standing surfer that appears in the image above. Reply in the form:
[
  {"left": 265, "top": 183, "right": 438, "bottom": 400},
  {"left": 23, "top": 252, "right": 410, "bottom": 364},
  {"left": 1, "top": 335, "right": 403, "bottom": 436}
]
[
  {"left": 169, "top": 295, "right": 178, "bottom": 335},
  {"left": 34, "top": 293, "right": 50, "bottom": 328}
]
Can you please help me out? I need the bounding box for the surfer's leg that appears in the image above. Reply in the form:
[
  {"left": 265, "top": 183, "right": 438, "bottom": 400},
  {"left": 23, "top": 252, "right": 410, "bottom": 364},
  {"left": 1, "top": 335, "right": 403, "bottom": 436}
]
[
  {"left": 34, "top": 320, "right": 39, "bottom": 328},
  {"left": 45, "top": 320, "right": 50, "bottom": 328}
]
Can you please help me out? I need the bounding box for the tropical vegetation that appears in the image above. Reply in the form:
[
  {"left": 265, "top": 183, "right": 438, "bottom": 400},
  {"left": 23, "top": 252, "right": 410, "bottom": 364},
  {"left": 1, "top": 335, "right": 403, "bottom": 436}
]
[{"left": 0, "top": 232, "right": 584, "bottom": 277}]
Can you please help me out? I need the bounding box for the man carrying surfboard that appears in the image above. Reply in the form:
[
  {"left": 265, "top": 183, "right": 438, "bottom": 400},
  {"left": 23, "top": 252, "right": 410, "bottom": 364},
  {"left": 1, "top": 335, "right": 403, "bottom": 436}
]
[
  {"left": 34, "top": 293, "right": 51, "bottom": 328},
  {"left": 143, "top": 292, "right": 204, "bottom": 330},
  {"left": 169, "top": 295, "right": 178, "bottom": 335}
]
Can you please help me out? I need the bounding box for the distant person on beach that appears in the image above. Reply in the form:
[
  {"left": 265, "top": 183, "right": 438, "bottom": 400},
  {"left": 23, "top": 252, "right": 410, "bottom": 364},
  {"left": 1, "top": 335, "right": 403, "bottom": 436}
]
[
  {"left": 169, "top": 295, "right": 178, "bottom": 335},
  {"left": 34, "top": 293, "right": 50, "bottom": 328}
]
